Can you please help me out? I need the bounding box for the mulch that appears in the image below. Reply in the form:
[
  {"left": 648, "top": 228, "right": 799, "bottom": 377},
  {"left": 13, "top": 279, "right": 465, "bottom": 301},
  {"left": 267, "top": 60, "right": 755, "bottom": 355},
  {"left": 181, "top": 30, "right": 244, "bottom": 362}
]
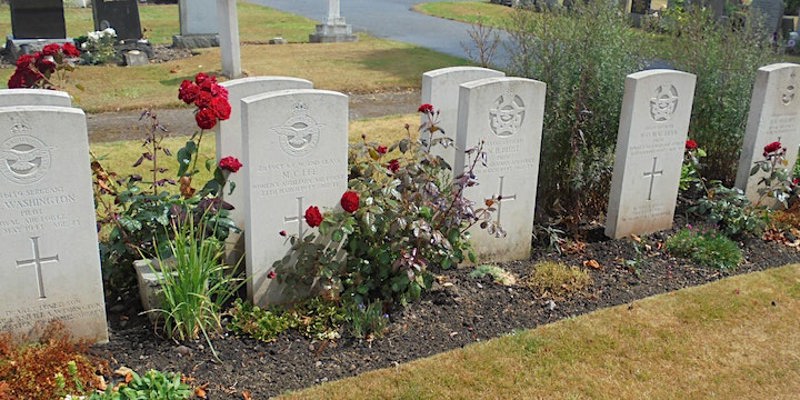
[{"left": 93, "top": 218, "right": 800, "bottom": 399}]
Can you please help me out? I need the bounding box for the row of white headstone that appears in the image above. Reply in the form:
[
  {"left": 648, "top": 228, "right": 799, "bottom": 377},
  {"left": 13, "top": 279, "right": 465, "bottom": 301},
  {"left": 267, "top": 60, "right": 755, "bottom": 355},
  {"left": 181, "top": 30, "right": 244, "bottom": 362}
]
[{"left": 0, "top": 62, "right": 797, "bottom": 345}]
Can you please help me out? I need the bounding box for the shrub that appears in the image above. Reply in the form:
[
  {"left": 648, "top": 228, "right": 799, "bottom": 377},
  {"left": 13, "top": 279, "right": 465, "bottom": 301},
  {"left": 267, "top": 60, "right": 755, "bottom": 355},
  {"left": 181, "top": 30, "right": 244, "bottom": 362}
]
[
  {"left": 665, "top": 7, "right": 774, "bottom": 184},
  {"left": 93, "top": 74, "right": 239, "bottom": 291},
  {"left": 75, "top": 28, "right": 119, "bottom": 65},
  {"left": 274, "top": 106, "right": 499, "bottom": 308},
  {"left": 469, "top": 264, "right": 517, "bottom": 286},
  {"left": 689, "top": 183, "right": 769, "bottom": 238},
  {"left": 505, "top": 1, "right": 647, "bottom": 223},
  {"left": 526, "top": 261, "right": 592, "bottom": 299},
  {"left": 665, "top": 228, "right": 743, "bottom": 271}
]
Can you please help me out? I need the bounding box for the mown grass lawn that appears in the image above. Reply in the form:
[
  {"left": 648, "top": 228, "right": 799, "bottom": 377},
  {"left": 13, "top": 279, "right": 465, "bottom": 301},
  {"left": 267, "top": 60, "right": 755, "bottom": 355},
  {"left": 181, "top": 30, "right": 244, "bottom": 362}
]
[
  {"left": 281, "top": 264, "right": 800, "bottom": 399},
  {"left": 0, "top": 3, "right": 466, "bottom": 113}
]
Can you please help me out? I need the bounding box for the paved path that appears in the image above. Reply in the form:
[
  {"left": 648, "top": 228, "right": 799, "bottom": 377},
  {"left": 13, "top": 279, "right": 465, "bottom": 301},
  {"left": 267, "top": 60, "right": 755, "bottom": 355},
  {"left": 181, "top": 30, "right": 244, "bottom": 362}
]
[{"left": 251, "top": 0, "right": 512, "bottom": 68}]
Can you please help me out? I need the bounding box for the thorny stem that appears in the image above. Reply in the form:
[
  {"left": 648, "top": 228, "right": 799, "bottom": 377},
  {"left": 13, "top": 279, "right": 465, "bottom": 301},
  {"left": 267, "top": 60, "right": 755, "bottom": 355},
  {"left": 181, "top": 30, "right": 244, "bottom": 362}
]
[
  {"left": 440, "top": 140, "right": 486, "bottom": 231},
  {"left": 190, "top": 129, "right": 206, "bottom": 178}
]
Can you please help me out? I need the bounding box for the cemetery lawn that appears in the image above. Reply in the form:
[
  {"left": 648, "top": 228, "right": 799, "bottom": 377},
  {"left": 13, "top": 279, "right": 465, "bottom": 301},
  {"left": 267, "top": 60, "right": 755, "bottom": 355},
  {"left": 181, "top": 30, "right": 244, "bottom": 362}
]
[
  {"left": 283, "top": 263, "right": 800, "bottom": 400},
  {"left": 99, "top": 224, "right": 800, "bottom": 399},
  {"left": 0, "top": 4, "right": 465, "bottom": 114}
]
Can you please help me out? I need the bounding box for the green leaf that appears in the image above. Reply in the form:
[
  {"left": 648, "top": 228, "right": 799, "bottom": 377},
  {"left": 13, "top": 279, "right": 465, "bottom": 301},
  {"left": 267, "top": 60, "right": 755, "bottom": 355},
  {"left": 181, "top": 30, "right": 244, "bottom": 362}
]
[
  {"left": 332, "top": 229, "right": 344, "bottom": 242},
  {"left": 205, "top": 158, "right": 215, "bottom": 172},
  {"left": 176, "top": 140, "right": 197, "bottom": 177}
]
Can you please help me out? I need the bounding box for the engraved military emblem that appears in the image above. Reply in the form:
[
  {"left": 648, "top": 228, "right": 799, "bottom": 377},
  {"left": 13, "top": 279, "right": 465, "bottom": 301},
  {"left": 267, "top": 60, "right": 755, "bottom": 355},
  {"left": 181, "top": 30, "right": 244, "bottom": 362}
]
[
  {"left": 781, "top": 74, "right": 796, "bottom": 106},
  {"left": 272, "top": 102, "right": 320, "bottom": 157},
  {"left": 649, "top": 84, "right": 679, "bottom": 122},
  {"left": 0, "top": 134, "right": 52, "bottom": 184},
  {"left": 489, "top": 92, "right": 525, "bottom": 137}
]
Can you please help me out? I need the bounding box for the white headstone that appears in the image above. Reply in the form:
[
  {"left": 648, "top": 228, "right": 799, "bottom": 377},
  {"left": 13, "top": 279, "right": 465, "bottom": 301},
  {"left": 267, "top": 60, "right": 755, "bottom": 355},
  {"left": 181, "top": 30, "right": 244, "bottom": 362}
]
[
  {"left": 605, "top": 69, "right": 697, "bottom": 239},
  {"left": 735, "top": 63, "right": 800, "bottom": 205},
  {"left": 216, "top": 76, "right": 314, "bottom": 267},
  {"left": 242, "top": 89, "right": 348, "bottom": 306},
  {"left": 0, "top": 106, "right": 108, "bottom": 343},
  {"left": 0, "top": 89, "right": 71, "bottom": 107},
  {"left": 179, "top": 0, "right": 218, "bottom": 35},
  {"left": 453, "top": 77, "right": 546, "bottom": 262},
  {"left": 421, "top": 67, "right": 505, "bottom": 172},
  {"left": 217, "top": 0, "right": 241, "bottom": 78}
]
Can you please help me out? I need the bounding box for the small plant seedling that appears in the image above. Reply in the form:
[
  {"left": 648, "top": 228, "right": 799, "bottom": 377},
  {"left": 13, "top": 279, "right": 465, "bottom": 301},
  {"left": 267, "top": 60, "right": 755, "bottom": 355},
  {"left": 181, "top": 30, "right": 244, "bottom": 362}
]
[
  {"left": 665, "top": 228, "right": 742, "bottom": 271},
  {"left": 469, "top": 264, "right": 517, "bottom": 286},
  {"left": 526, "top": 261, "right": 593, "bottom": 299}
]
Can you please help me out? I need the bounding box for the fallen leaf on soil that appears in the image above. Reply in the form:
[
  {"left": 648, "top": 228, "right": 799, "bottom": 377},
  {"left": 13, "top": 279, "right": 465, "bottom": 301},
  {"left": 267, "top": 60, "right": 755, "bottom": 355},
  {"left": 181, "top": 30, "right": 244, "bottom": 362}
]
[
  {"left": 95, "top": 375, "right": 107, "bottom": 391},
  {"left": 242, "top": 391, "right": 252, "bottom": 400},
  {"left": 195, "top": 383, "right": 208, "bottom": 399},
  {"left": 630, "top": 234, "right": 642, "bottom": 243},
  {"left": 583, "top": 259, "right": 602, "bottom": 270},
  {"left": 113, "top": 366, "right": 133, "bottom": 378}
]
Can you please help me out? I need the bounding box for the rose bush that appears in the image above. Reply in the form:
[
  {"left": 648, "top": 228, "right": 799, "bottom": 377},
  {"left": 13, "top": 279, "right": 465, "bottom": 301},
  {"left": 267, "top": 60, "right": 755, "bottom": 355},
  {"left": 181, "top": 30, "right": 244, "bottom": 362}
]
[
  {"left": 274, "top": 104, "right": 501, "bottom": 308},
  {"left": 93, "top": 74, "right": 239, "bottom": 290}
]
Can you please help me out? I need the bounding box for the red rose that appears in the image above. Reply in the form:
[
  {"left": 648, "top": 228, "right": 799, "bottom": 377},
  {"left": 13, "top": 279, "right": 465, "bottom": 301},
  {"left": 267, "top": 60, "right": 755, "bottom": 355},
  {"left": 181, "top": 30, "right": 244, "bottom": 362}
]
[
  {"left": 210, "top": 96, "right": 231, "bottom": 120},
  {"left": 764, "top": 141, "right": 783, "bottom": 154},
  {"left": 267, "top": 270, "right": 277, "bottom": 279},
  {"left": 387, "top": 159, "right": 400, "bottom": 173},
  {"left": 41, "top": 43, "right": 61, "bottom": 57},
  {"left": 793, "top": 178, "right": 800, "bottom": 186},
  {"left": 340, "top": 190, "right": 360, "bottom": 213},
  {"left": 194, "top": 72, "right": 215, "bottom": 85},
  {"left": 195, "top": 107, "right": 218, "bottom": 130},
  {"left": 178, "top": 80, "right": 200, "bottom": 104},
  {"left": 218, "top": 156, "right": 242, "bottom": 173},
  {"left": 194, "top": 91, "right": 214, "bottom": 109},
  {"left": 16, "top": 54, "right": 35, "bottom": 68},
  {"left": 62, "top": 42, "right": 81, "bottom": 58},
  {"left": 7, "top": 70, "right": 27, "bottom": 89},
  {"left": 685, "top": 139, "right": 697, "bottom": 151},
  {"left": 376, "top": 145, "right": 387, "bottom": 155},
  {"left": 304, "top": 206, "right": 323, "bottom": 228},
  {"left": 35, "top": 56, "right": 56, "bottom": 75},
  {"left": 418, "top": 103, "right": 434, "bottom": 114}
]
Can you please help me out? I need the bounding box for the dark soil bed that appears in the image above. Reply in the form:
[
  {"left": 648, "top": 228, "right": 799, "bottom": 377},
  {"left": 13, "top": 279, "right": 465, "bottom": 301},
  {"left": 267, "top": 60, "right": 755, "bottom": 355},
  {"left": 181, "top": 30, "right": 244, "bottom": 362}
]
[{"left": 94, "top": 217, "right": 800, "bottom": 399}]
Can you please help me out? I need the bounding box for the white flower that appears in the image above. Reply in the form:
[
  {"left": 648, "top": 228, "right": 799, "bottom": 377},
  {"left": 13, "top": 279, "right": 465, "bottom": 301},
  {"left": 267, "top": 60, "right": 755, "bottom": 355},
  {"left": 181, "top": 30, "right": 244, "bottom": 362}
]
[{"left": 102, "top": 28, "right": 117, "bottom": 38}]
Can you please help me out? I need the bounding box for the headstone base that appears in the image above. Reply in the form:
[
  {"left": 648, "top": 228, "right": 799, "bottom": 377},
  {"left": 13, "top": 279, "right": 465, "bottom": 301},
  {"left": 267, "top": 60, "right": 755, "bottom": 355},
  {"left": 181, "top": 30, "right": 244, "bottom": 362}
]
[
  {"left": 172, "top": 34, "right": 220, "bottom": 49},
  {"left": 123, "top": 50, "right": 149, "bottom": 66},
  {"left": 115, "top": 39, "right": 154, "bottom": 59},
  {"left": 4, "top": 37, "right": 73, "bottom": 62},
  {"left": 133, "top": 259, "right": 168, "bottom": 323},
  {"left": 309, "top": 23, "right": 357, "bottom": 43}
]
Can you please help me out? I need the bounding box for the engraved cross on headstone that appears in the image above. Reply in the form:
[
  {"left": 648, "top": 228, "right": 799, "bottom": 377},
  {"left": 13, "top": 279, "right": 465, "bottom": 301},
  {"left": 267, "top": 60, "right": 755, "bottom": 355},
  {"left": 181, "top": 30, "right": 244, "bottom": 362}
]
[
  {"left": 486, "top": 176, "right": 517, "bottom": 224},
  {"left": 284, "top": 196, "right": 307, "bottom": 237},
  {"left": 643, "top": 157, "right": 663, "bottom": 201},
  {"left": 15, "top": 237, "right": 59, "bottom": 299}
]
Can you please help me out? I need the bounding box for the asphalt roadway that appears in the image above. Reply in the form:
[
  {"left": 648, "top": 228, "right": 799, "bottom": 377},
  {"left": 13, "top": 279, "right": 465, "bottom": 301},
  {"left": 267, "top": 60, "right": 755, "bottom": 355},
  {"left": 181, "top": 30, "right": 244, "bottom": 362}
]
[{"left": 251, "top": 0, "right": 513, "bottom": 68}]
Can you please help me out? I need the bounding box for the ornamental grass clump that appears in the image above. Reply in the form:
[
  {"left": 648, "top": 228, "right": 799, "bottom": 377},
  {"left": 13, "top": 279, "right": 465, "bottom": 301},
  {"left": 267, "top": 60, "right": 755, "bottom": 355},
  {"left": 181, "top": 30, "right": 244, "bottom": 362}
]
[
  {"left": 274, "top": 104, "right": 500, "bottom": 308},
  {"left": 150, "top": 217, "right": 243, "bottom": 358},
  {"left": 665, "top": 228, "right": 743, "bottom": 271}
]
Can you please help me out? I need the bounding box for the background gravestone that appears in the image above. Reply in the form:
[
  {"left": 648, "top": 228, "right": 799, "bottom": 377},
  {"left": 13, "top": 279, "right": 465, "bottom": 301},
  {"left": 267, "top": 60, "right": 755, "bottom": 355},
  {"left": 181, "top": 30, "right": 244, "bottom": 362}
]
[
  {"left": 0, "top": 89, "right": 72, "bottom": 108},
  {"left": 9, "top": 0, "right": 66, "bottom": 40},
  {"left": 735, "top": 63, "right": 800, "bottom": 205},
  {"left": 751, "top": 0, "right": 785, "bottom": 37},
  {"left": 174, "top": 0, "right": 220, "bottom": 48},
  {"left": 453, "top": 77, "right": 546, "bottom": 262},
  {"left": 242, "top": 89, "right": 348, "bottom": 306},
  {"left": 605, "top": 69, "right": 696, "bottom": 239},
  {"left": 0, "top": 106, "right": 108, "bottom": 343},
  {"left": 420, "top": 67, "right": 505, "bottom": 175},
  {"left": 216, "top": 76, "right": 314, "bottom": 267},
  {"left": 92, "top": 0, "right": 143, "bottom": 41}
]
